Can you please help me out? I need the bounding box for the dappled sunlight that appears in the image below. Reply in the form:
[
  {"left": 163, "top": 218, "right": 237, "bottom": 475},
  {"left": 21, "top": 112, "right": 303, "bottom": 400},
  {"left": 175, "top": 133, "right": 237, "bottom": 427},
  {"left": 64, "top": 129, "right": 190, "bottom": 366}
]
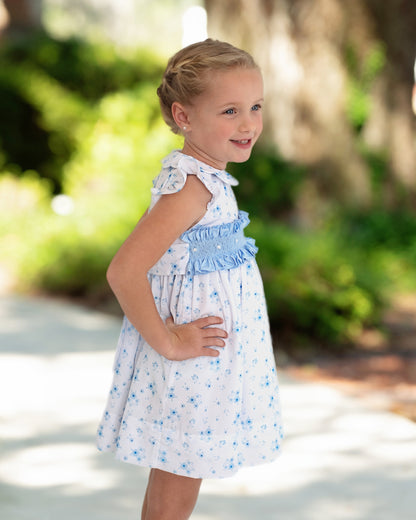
[
  {"left": 0, "top": 349, "right": 116, "bottom": 436},
  {"left": 0, "top": 296, "right": 121, "bottom": 354},
  {"left": 0, "top": 442, "right": 113, "bottom": 490},
  {"left": 1, "top": 296, "right": 416, "bottom": 519}
]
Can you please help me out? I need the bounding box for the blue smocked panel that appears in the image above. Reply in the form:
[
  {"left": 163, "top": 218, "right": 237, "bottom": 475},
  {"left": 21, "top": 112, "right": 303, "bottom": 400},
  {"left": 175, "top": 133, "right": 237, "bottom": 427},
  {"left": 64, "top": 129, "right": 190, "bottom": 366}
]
[{"left": 181, "top": 210, "right": 258, "bottom": 275}]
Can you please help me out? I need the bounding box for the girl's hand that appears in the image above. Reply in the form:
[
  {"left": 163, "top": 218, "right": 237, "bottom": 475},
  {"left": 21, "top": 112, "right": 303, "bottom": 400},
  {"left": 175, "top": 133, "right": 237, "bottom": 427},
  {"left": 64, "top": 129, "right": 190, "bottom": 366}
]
[{"left": 164, "top": 316, "right": 227, "bottom": 361}]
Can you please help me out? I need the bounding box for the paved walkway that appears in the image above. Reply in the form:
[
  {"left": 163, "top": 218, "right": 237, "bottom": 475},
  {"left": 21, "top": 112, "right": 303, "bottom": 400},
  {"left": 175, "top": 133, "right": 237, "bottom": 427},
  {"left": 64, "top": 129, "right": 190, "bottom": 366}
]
[{"left": 0, "top": 295, "right": 415, "bottom": 520}]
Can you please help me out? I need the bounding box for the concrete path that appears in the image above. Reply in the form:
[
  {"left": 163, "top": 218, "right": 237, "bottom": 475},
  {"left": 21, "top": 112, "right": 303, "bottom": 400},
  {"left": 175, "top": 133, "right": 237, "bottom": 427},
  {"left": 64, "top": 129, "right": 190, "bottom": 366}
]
[{"left": 0, "top": 295, "right": 415, "bottom": 520}]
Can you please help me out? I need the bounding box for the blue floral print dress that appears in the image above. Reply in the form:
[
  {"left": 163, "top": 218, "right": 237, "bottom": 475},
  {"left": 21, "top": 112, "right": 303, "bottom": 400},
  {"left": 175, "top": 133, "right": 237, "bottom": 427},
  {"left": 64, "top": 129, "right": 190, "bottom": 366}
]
[{"left": 97, "top": 150, "right": 283, "bottom": 479}]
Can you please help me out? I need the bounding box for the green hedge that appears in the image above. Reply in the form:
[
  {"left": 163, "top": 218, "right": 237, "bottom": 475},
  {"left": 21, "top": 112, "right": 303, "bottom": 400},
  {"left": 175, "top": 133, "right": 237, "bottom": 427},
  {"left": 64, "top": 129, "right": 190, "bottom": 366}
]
[
  {"left": 249, "top": 219, "right": 389, "bottom": 345},
  {"left": 0, "top": 33, "right": 178, "bottom": 297}
]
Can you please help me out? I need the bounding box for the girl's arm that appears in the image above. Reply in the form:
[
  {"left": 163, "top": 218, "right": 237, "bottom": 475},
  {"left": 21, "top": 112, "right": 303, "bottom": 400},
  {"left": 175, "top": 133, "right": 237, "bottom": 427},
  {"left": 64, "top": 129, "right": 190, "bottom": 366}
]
[{"left": 107, "top": 175, "right": 227, "bottom": 361}]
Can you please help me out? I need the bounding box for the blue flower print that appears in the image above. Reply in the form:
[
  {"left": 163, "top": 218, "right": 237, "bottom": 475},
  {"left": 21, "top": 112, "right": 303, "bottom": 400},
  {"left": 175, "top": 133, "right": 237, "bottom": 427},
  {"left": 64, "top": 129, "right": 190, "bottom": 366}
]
[
  {"left": 200, "top": 428, "right": 213, "bottom": 441},
  {"left": 164, "top": 435, "right": 174, "bottom": 446},
  {"left": 167, "top": 408, "right": 179, "bottom": 421},
  {"left": 128, "top": 392, "right": 139, "bottom": 404},
  {"left": 212, "top": 204, "right": 222, "bottom": 217},
  {"left": 209, "top": 289, "right": 219, "bottom": 303},
  {"left": 159, "top": 451, "right": 168, "bottom": 464},
  {"left": 224, "top": 458, "right": 236, "bottom": 471},
  {"left": 96, "top": 150, "right": 283, "bottom": 479},
  {"left": 179, "top": 461, "right": 195, "bottom": 476},
  {"left": 228, "top": 390, "right": 241, "bottom": 404},
  {"left": 188, "top": 394, "right": 202, "bottom": 408},
  {"left": 209, "top": 358, "right": 221, "bottom": 371},
  {"left": 260, "top": 375, "right": 271, "bottom": 388}
]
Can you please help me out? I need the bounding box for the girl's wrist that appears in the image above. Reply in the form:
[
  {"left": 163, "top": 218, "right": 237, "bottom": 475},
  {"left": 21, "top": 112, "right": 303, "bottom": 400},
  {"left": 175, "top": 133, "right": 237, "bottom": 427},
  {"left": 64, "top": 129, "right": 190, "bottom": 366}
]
[
  {"left": 157, "top": 341, "right": 176, "bottom": 360},
  {"left": 148, "top": 327, "right": 177, "bottom": 360},
  {"left": 161, "top": 333, "right": 181, "bottom": 361}
]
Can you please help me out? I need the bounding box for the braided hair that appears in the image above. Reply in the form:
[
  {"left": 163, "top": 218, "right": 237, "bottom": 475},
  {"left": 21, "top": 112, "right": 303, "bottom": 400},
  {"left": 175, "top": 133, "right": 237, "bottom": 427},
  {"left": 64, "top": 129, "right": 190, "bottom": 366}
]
[{"left": 157, "top": 39, "right": 259, "bottom": 134}]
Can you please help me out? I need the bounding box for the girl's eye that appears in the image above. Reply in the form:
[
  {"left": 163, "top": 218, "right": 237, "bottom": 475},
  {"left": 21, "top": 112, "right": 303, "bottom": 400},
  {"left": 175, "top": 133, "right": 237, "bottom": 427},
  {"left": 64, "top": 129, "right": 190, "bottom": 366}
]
[
  {"left": 251, "top": 104, "right": 262, "bottom": 111},
  {"left": 223, "top": 108, "right": 236, "bottom": 115}
]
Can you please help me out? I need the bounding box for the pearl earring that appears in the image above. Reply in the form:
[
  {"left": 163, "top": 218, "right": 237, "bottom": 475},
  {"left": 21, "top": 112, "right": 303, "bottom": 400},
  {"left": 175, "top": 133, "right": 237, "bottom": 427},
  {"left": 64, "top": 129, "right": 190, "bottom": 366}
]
[{"left": 183, "top": 126, "right": 187, "bottom": 131}]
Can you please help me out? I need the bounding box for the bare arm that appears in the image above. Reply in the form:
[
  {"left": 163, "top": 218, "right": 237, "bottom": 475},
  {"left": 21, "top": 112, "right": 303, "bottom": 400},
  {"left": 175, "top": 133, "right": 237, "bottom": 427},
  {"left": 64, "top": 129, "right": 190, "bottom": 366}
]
[{"left": 107, "top": 175, "right": 227, "bottom": 361}]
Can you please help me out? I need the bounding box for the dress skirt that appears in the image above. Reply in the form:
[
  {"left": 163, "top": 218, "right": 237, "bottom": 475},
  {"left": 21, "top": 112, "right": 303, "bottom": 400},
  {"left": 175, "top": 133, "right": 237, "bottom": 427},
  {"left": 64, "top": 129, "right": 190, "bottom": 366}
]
[{"left": 97, "top": 259, "right": 283, "bottom": 479}]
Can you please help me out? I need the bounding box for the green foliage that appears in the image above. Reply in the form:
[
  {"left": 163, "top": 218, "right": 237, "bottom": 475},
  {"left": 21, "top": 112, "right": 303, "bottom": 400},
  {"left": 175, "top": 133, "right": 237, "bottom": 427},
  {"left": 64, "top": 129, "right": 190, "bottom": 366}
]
[
  {"left": 359, "top": 147, "right": 389, "bottom": 204},
  {"left": 335, "top": 208, "right": 416, "bottom": 291},
  {"left": 248, "top": 218, "right": 388, "bottom": 346},
  {"left": 340, "top": 209, "right": 416, "bottom": 250},
  {"left": 229, "top": 147, "right": 305, "bottom": 219},
  {"left": 7, "top": 99, "right": 178, "bottom": 295},
  {"left": 1, "top": 116, "right": 177, "bottom": 298},
  {"left": 0, "top": 32, "right": 165, "bottom": 192},
  {"left": 1, "top": 33, "right": 415, "bottom": 349},
  {"left": 345, "top": 41, "right": 386, "bottom": 131},
  {"left": 0, "top": 63, "right": 90, "bottom": 191},
  {"left": 0, "top": 84, "right": 50, "bottom": 174},
  {"left": 1, "top": 31, "right": 164, "bottom": 100},
  {"left": 0, "top": 33, "right": 177, "bottom": 299}
]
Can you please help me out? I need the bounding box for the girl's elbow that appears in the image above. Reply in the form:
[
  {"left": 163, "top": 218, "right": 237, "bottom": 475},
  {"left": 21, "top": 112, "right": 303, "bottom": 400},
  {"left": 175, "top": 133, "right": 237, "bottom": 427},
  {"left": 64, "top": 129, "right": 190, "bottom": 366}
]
[
  {"left": 106, "top": 257, "right": 147, "bottom": 293},
  {"left": 106, "top": 259, "right": 124, "bottom": 292}
]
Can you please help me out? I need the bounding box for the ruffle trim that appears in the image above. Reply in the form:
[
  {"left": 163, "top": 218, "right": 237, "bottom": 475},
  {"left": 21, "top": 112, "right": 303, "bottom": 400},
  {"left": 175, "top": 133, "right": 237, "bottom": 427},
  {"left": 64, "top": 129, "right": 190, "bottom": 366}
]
[
  {"left": 151, "top": 150, "right": 239, "bottom": 196},
  {"left": 182, "top": 210, "right": 249, "bottom": 242},
  {"left": 181, "top": 210, "right": 258, "bottom": 275}
]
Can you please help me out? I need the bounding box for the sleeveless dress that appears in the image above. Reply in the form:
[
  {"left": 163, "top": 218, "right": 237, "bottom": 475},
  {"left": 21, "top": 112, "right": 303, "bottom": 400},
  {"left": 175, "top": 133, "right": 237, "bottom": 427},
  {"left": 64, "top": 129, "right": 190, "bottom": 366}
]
[{"left": 96, "top": 150, "right": 283, "bottom": 479}]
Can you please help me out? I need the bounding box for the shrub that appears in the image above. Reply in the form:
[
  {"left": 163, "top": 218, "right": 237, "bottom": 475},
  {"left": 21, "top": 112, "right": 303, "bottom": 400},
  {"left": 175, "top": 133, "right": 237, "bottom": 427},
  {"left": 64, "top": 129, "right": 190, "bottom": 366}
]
[
  {"left": 229, "top": 147, "right": 305, "bottom": 220},
  {"left": 248, "top": 218, "right": 389, "bottom": 346},
  {"left": 0, "top": 34, "right": 177, "bottom": 299},
  {"left": 0, "top": 32, "right": 165, "bottom": 192},
  {"left": 1, "top": 31, "right": 164, "bottom": 100},
  {"left": 1, "top": 89, "right": 178, "bottom": 298}
]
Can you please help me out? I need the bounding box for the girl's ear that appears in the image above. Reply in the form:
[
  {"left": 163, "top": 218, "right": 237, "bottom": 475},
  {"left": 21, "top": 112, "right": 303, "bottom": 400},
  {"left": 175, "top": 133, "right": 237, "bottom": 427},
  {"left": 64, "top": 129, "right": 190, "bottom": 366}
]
[{"left": 171, "top": 102, "right": 191, "bottom": 131}]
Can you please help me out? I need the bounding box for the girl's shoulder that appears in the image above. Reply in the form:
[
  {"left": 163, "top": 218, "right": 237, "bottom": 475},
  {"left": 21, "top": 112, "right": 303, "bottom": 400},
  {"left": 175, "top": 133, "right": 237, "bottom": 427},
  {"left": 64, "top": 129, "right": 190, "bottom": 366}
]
[{"left": 151, "top": 150, "right": 238, "bottom": 197}]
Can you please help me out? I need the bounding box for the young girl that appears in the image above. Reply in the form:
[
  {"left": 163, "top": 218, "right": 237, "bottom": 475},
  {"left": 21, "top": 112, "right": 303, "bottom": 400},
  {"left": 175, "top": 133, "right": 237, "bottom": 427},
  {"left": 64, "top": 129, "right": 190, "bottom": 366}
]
[{"left": 97, "top": 39, "right": 283, "bottom": 520}]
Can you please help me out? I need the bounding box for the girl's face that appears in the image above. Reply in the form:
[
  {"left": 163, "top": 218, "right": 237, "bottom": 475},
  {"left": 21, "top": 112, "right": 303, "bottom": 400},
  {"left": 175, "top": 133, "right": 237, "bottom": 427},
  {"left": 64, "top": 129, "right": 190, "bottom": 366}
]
[{"left": 179, "top": 67, "right": 264, "bottom": 170}]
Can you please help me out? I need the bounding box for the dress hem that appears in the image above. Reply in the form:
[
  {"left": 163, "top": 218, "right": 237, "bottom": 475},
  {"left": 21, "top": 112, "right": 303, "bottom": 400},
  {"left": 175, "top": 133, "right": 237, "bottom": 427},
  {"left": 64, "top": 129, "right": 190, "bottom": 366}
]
[{"left": 97, "top": 444, "right": 283, "bottom": 480}]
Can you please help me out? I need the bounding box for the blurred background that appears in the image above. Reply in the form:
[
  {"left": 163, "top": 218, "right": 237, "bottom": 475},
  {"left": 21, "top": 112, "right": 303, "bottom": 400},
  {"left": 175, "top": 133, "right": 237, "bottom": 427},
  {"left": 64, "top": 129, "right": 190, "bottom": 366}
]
[{"left": 1, "top": 0, "right": 416, "bottom": 418}]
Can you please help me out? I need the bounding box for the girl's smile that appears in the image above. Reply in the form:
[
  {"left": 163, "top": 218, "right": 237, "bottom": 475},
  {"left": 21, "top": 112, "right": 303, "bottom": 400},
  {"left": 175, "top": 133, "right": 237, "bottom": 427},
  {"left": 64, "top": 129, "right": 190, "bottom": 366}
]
[
  {"left": 230, "top": 138, "right": 253, "bottom": 149},
  {"left": 175, "top": 67, "right": 264, "bottom": 170}
]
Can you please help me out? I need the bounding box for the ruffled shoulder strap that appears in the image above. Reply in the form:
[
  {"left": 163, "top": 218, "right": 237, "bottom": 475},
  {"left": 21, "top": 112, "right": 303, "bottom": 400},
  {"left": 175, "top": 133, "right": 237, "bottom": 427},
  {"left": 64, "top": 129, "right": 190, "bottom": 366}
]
[
  {"left": 151, "top": 150, "right": 238, "bottom": 197},
  {"left": 151, "top": 151, "right": 187, "bottom": 196}
]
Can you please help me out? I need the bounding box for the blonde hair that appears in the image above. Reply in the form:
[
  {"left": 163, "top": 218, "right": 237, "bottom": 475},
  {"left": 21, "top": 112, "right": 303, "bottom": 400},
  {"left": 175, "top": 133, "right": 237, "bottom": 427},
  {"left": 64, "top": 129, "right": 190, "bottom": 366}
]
[{"left": 157, "top": 38, "right": 259, "bottom": 134}]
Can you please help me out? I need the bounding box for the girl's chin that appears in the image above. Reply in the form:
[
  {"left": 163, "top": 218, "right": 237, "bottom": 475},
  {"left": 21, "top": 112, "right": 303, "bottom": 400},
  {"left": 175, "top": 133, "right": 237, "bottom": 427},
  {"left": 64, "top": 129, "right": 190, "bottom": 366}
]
[{"left": 230, "top": 148, "right": 254, "bottom": 163}]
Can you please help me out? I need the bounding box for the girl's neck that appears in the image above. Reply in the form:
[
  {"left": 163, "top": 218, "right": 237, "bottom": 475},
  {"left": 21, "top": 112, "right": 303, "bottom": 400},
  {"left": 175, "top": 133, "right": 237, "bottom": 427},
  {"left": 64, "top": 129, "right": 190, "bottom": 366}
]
[{"left": 181, "top": 142, "right": 226, "bottom": 171}]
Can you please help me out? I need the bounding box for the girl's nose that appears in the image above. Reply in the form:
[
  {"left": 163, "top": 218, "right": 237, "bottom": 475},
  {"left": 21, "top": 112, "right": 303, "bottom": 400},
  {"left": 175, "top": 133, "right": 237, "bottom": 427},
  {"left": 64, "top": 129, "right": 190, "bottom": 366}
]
[{"left": 238, "top": 115, "right": 254, "bottom": 132}]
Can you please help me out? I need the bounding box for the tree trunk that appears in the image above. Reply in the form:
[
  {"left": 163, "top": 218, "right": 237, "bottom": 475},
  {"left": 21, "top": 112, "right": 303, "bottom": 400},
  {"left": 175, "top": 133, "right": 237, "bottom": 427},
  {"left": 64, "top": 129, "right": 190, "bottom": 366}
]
[
  {"left": 205, "top": 0, "right": 416, "bottom": 214},
  {"left": 1, "top": 0, "right": 42, "bottom": 36},
  {"left": 362, "top": 0, "right": 416, "bottom": 207}
]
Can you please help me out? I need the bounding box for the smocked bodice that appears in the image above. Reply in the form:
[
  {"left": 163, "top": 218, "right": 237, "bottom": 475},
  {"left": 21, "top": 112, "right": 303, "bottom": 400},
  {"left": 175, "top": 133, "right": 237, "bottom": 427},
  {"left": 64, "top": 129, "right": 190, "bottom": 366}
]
[{"left": 148, "top": 151, "right": 257, "bottom": 276}]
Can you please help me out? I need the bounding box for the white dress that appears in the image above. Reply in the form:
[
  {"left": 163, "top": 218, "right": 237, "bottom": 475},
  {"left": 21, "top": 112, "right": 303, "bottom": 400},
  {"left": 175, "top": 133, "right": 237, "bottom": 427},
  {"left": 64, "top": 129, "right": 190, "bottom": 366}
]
[{"left": 97, "top": 150, "right": 283, "bottom": 479}]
